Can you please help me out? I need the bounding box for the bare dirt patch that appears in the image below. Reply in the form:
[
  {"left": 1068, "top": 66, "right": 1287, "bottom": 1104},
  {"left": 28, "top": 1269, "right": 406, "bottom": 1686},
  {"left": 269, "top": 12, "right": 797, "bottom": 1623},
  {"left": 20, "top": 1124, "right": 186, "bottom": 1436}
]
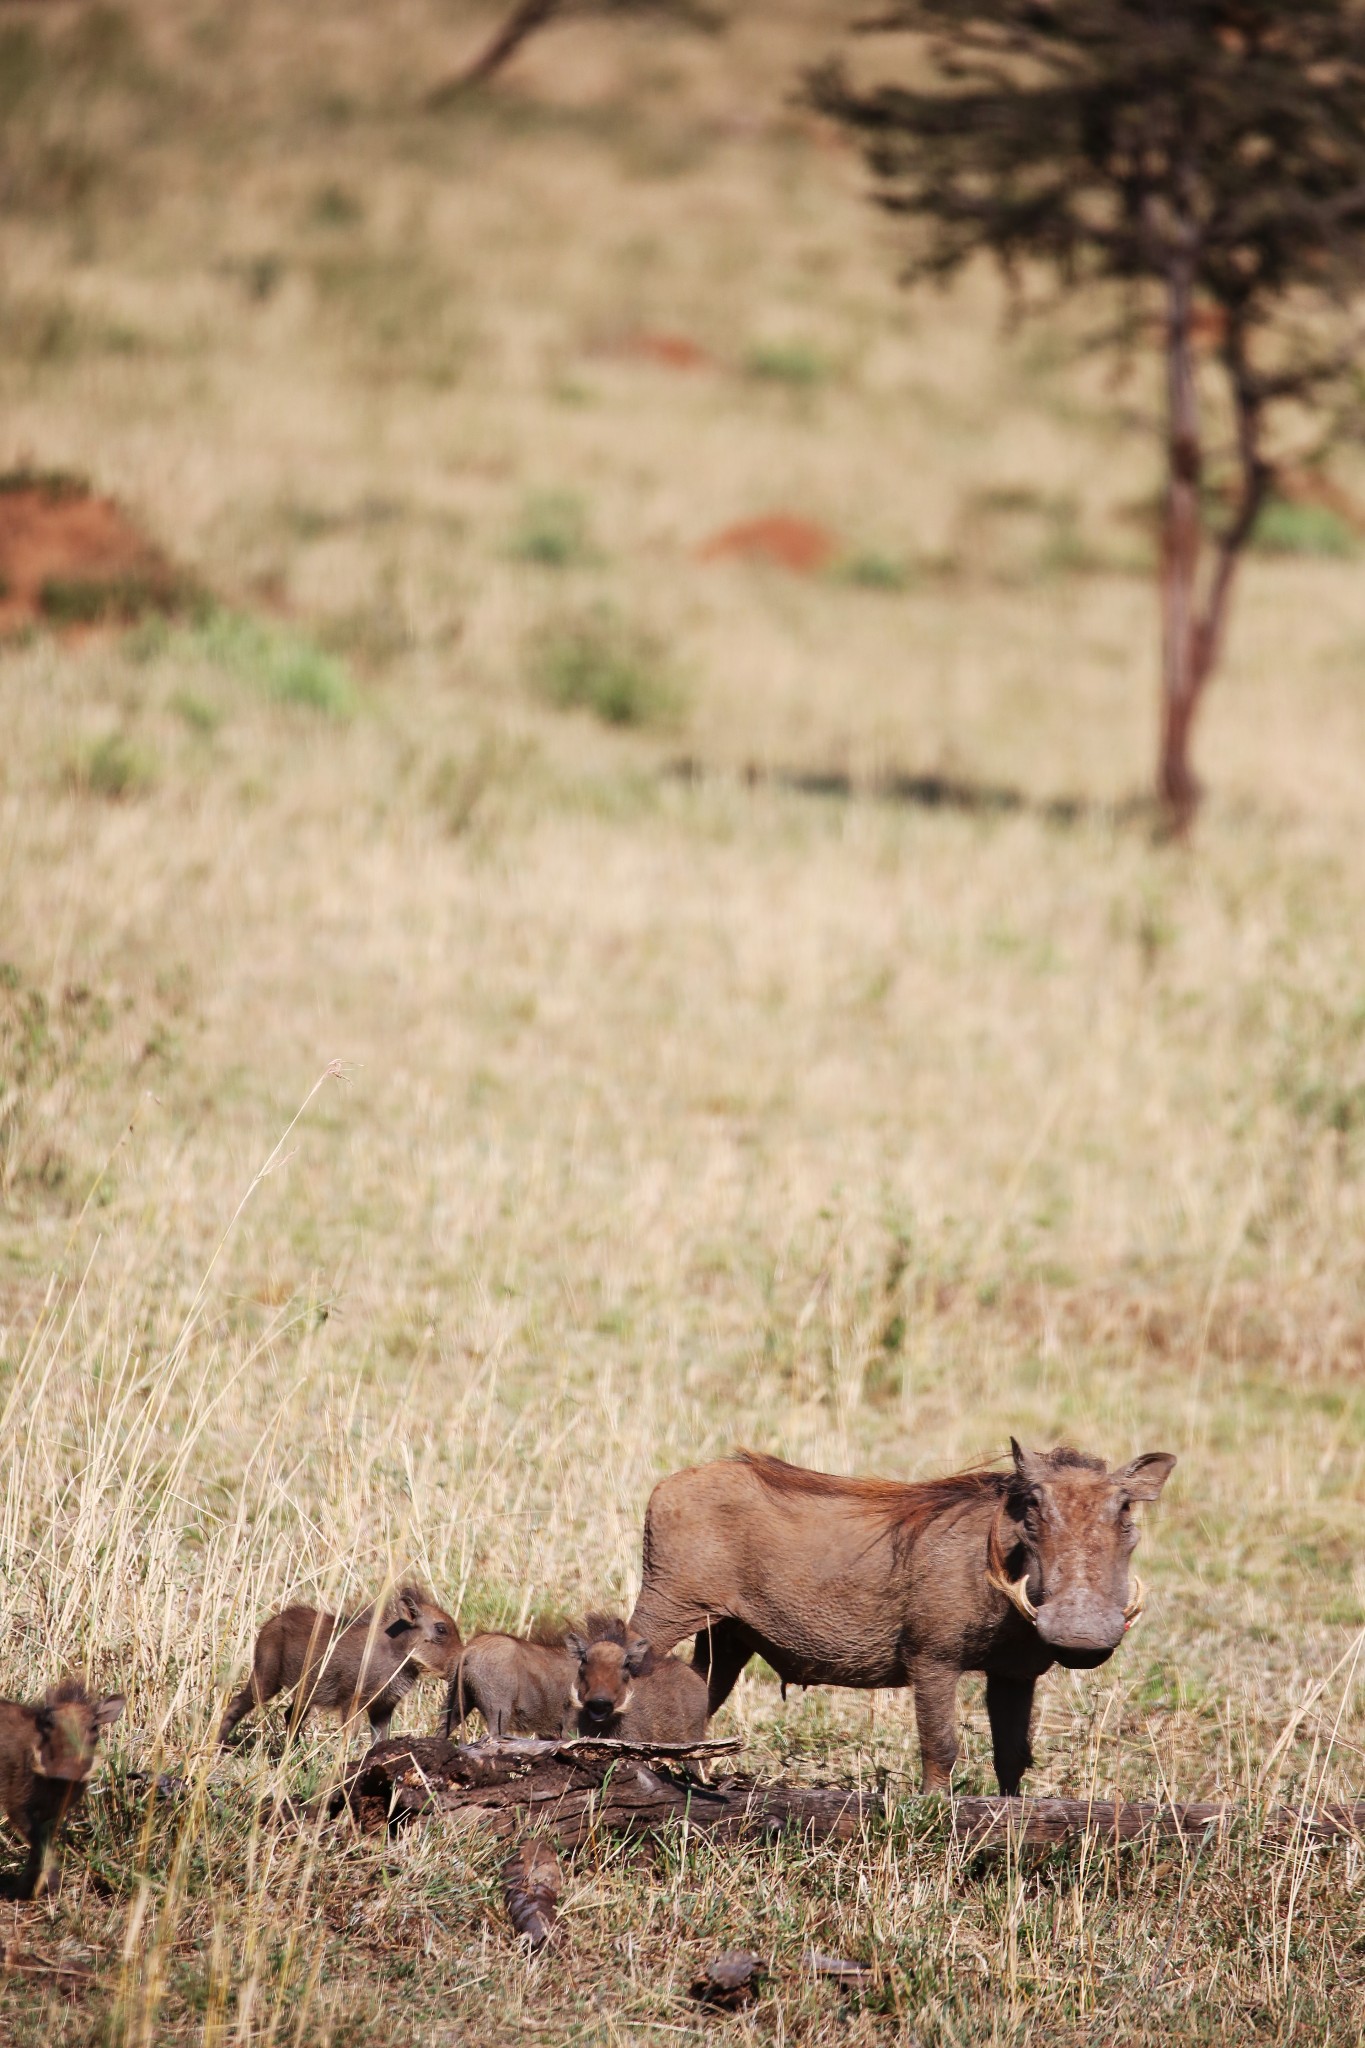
[
  {"left": 698, "top": 512, "right": 840, "bottom": 574},
  {"left": 0, "top": 473, "right": 191, "bottom": 636}
]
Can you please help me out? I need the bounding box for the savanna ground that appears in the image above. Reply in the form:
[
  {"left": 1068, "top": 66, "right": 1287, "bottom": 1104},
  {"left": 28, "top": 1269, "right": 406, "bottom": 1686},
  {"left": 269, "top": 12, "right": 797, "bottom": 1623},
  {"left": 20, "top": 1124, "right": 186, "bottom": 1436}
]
[{"left": 1, "top": 2, "right": 1364, "bottom": 2040}]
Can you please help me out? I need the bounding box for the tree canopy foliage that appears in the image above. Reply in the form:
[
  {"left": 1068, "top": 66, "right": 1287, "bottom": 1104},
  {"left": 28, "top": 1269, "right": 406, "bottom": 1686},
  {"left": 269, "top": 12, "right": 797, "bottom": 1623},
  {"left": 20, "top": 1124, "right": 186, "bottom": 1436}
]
[{"left": 814, "top": 2, "right": 1365, "bottom": 826}]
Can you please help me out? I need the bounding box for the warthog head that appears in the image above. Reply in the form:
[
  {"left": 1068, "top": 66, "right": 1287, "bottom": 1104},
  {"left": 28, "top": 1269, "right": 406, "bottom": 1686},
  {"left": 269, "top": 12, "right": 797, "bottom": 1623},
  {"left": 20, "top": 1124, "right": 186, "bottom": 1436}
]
[
  {"left": 382, "top": 1586, "right": 462, "bottom": 1680},
  {"left": 565, "top": 1617, "right": 651, "bottom": 1733},
  {"left": 31, "top": 1679, "right": 125, "bottom": 1783},
  {"left": 986, "top": 1441, "right": 1176, "bottom": 1668}
]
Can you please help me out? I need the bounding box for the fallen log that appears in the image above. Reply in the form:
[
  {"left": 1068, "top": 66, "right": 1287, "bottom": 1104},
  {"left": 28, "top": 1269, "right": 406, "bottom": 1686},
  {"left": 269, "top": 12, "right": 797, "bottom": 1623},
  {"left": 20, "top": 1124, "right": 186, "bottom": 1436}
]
[
  {"left": 952, "top": 1796, "right": 1365, "bottom": 1852},
  {"left": 314, "top": 1740, "right": 1365, "bottom": 1857},
  {"left": 322, "top": 1735, "right": 877, "bottom": 1849}
]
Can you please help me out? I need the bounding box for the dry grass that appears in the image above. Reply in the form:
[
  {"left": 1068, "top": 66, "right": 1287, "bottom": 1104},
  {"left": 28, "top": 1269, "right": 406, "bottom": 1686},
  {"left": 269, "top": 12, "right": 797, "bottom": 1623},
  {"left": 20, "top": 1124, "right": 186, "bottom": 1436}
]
[{"left": 0, "top": 2, "right": 1363, "bottom": 2040}]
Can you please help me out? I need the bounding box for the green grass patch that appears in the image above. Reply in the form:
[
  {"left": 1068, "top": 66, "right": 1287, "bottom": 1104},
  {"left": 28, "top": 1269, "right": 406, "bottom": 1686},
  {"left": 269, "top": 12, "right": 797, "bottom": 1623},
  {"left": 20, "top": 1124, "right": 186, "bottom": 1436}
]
[
  {"left": 0, "top": 464, "right": 88, "bottom": 499},
  {"left": 189, "top": 610, "right": 357, "bottom": 717},
  {"left": 835, "top": 550, "right": 912, "bottom": 592},
  {"left": 530, "top": 607, "right": 685, "bottom": 728},
  {"left": 66, "top": 730, "right": 158, "bottom": 800},
  {"left": 1252, "top": 496, "right": 1358, "bottom": 558},
  {"left": 743, "top": 340, "right": 830, "bottom": 387},
  {"left": 170, "top": 688, "right": 223, "bottom": 736},
  {"left": 508, "top": 490, "right": 596, "bottom": 568},
  {"left": 39, "top": 570, "right": 184, "bottom": 626}
]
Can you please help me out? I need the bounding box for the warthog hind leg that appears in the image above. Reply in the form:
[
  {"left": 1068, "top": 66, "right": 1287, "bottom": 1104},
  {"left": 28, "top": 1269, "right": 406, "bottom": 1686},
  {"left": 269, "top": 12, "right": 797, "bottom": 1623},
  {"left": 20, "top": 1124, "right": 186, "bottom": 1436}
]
[{"left": 691, "top": 1620, "right": 752, "bottom": 1717}]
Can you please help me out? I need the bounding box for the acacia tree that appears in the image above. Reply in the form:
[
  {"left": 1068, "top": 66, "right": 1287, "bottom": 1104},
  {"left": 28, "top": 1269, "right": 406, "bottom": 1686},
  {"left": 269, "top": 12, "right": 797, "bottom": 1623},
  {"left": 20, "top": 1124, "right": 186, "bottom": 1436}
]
[
  {"left": 431, "top": 0, "right": 720, "bottom": 102},
  {"left": 813, "top": 2, "right": 1365, "bottom": 830}
]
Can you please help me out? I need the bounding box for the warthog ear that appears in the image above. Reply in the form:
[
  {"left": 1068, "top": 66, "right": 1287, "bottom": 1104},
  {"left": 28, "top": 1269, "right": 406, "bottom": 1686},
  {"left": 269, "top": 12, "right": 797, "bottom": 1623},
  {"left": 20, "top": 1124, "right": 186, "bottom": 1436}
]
[
  {"left": 393, "top": 1588, "right": 423, "bottom": 1624},
  {"left": 1009, "top": 1438, "right": 1047, "bottom": 1487},
  {"left": 624, "top": 1637, "right": 650, "bottom": 1676},
  {"left": 1114, "top": 1452, "right": 1177, "bottom": 1501},
  {"left": 564, "top": 1632, "right": 588, "bottom": 1663},
  {"left": 94, "top": 1695, "right": 125, "bottom": 1729}
]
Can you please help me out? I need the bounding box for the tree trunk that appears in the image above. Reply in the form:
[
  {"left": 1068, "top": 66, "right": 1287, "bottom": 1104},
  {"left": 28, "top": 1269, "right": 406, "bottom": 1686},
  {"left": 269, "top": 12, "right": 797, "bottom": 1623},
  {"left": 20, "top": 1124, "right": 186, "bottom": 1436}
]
[
  {"left": 428, "top": 0, "right": 565, "bottom": 106},
  {"left": 1158, "top": 253, "right": 1206, "bottom": 834}
]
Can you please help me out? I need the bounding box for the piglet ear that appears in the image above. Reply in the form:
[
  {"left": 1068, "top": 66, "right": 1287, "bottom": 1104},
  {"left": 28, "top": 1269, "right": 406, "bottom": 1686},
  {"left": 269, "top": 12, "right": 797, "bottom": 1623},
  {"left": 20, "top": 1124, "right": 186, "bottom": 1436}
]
[
  {"left": 564, "top": 1632, "right": 588, "bottom": 1663},
  {"left": 1009, "top": 1437, "right": 1026, "bottom": 1469},
  {"left": 1115, "top": 1452, "right": 1177, "bottom": 1501},
  {"left": 94, "top": 1695, "right": 125, "bottom": 1728},
  {"left": 624, "top": 1637, "right": 650, "bottom": 1676},
  {"left": 395, "top": 1588, "right": 422, "bottom": 1623}
]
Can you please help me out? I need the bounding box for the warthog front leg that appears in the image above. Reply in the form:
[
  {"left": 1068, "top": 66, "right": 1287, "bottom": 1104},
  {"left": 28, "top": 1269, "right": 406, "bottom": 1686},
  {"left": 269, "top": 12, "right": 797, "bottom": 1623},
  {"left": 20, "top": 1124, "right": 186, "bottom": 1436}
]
[
  {"left": 985, "top": 1674, "right": 1036, "bottom": 1796},
  {"left": 910, "top": 1660, "right": 961, "bottom": 1793}
]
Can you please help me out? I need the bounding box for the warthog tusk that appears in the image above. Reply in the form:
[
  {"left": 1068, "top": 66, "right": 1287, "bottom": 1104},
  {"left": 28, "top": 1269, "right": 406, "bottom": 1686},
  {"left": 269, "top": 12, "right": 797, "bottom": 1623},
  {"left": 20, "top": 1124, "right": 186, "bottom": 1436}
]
[
  {"left": 986, "top": 1503, "right": 1039, "bottom": 1624},
  {"left": 986, "top": 1567, "right": 1039, "bottom": 1622},
  {"left": 1122, "top": 1578, "right": 1146, "bottom": 1630}
]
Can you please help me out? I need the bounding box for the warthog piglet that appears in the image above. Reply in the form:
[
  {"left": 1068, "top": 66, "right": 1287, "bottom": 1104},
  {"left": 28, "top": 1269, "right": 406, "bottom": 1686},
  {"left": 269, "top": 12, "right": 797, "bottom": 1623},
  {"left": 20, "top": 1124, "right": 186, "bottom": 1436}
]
[
  {"left": 566, "top": 1615, "right": 709, "bottom": 1743},
  {"left": 444, "top": 1630, "right": 578, "bottom": 1739},
  {"left": 219, "top": 1584, "right": 461, "bottom": 1744},
  {"left": 0, "top": 1677, "right": 124, "bottom": 1898}
]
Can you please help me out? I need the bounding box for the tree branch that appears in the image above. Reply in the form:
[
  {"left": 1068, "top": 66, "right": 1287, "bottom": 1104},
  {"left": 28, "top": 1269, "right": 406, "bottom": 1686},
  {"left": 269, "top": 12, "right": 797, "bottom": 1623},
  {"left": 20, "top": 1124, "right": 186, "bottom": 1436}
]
[
  {"left": 1193, "top": 319, "right": 1271, "bottom": 685},
  {"left": 428, "top": 0, "right": 564, "bottom": 105}
]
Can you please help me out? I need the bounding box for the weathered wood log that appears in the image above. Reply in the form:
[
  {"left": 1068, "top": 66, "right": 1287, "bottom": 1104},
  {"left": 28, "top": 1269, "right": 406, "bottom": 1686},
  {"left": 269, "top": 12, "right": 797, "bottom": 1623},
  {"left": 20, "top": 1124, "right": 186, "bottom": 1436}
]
[
  {"left": 314, "top": 1741, "right": 1365, "bottom": 1857},
  {"left": 324, "top": 1735, "right": 875, "bottom": 1849},
  {"left": 951, "top": 1796, "right": 1365, "bottom": 1852},
  {"left": 501, "top": 1837, "right": 562, "bottom": 1950}
]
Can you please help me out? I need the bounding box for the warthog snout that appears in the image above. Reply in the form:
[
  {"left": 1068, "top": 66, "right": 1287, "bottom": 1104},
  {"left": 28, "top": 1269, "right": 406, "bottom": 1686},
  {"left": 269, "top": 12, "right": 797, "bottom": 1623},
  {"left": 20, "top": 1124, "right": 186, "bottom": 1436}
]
[
  {"left": 1032, "top": 1593, "right": 1127, "bottom": 1667},
  {"left": 566, "top": 1620, "right": 651, "bottom": 1736}
]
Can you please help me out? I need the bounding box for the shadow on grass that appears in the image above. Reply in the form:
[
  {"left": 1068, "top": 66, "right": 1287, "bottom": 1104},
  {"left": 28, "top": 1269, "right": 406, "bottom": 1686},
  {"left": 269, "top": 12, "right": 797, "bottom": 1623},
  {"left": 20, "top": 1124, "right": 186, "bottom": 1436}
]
[{"left": 665, "top": 757, "right": 1157, "bottom": 832}]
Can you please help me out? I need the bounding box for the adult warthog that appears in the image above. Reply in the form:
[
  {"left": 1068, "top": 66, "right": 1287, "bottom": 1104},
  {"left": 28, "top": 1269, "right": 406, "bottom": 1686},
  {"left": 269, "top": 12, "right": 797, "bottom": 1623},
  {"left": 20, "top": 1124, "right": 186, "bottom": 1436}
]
[{"left": 627, "top": 1441, "right": 1175, "bottom": 1794}]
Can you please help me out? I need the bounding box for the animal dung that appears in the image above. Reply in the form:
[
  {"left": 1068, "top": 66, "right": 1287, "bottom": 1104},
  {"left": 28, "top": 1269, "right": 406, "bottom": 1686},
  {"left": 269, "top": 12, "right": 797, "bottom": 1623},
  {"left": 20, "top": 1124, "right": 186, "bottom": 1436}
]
[
  {"left": 690, "top": 1951, "right": 765, "bottom": 2009},
  {"left": 805, "top": 1949, "right": 873, "bottom": 1984},
  {"left": 501, "top": 1837, "right": 562, "bottom": 1951}
]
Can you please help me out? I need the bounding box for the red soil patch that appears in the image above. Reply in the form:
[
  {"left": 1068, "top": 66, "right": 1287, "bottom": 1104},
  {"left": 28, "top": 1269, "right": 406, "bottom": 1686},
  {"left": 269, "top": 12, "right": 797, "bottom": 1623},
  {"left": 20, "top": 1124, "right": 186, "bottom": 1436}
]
[
  {"left": 0, "top": 473, "right": 190, "bottom": 636},
  {"left": 698, "top": 513, "right": 840, "bottom": 575},
  {"left": 620, "top": 330, "right": 712, "bottom": 371}
]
